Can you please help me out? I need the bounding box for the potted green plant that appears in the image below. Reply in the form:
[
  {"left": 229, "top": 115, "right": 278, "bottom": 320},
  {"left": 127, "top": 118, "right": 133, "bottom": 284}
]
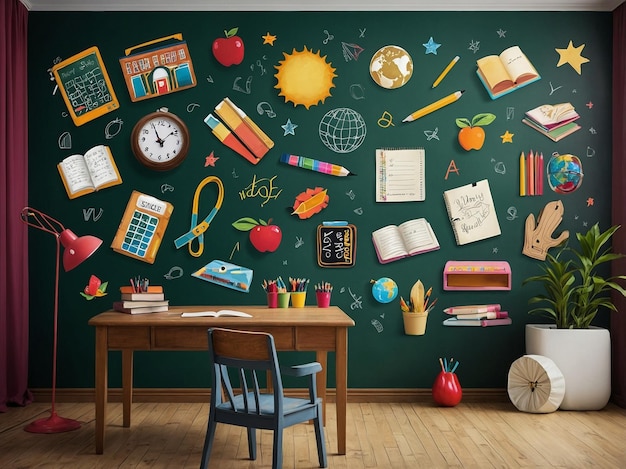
[{"left": 522, "top": 223, "right": 626, "bottom": 410}]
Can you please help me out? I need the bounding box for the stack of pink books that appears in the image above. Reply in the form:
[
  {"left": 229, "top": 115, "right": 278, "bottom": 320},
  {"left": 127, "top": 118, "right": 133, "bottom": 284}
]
[{"left": 442, "top": 304, "right": 512, "bottom": 327}]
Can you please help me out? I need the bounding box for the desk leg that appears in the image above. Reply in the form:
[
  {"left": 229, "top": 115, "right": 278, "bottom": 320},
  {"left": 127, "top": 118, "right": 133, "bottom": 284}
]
[
  {"left": 336, "top": 327, "right": 348, "bottom": 455},
  {"left": 316, "top": 350, "right": 327, "bottom": 427},
  {"left": 95, "top": 326, "right": 108, "bottom": 454},
  {"left": 122, "top": 350, "right": 133, "bottom": 427}
]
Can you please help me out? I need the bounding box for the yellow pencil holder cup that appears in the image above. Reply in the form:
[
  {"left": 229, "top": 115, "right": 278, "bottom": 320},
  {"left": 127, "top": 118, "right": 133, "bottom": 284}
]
[{"left": 403, "top": 311, "right": 428, "bottom": 336}]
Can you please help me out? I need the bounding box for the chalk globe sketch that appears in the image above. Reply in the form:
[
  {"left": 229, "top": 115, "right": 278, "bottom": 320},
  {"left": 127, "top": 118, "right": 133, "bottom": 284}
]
[
  {"left": 369, "top": 45, "right": 413, "bottom": 89},
  {"left": 318, "top": 107, "right": 367, "bottom": 154},
  {"left": 371, "top": 277, "right": 398, "bottom": 304},
  {"left": 547, "top": 152, "right": 583, "bottom": 194}
]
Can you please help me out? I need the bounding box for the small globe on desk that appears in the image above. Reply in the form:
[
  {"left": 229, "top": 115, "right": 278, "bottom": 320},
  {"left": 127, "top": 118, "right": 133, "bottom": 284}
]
[
  {"left": 371, "top": 277, "right": 399, "bottom": 304},
  {"left": 547, "top": 152, "right": 583, "bottom": 194},
  {"left": 369, "top": 45, "right": 414, "bottom": 89}
]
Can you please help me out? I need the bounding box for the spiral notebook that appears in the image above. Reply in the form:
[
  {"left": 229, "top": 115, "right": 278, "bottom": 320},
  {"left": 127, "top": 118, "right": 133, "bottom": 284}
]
[
  {"left": 375, "top": 148, "right": 425, "bottom": 202},
  {"left": 443, "top": 179, "right": 501, "bottom": 245}
]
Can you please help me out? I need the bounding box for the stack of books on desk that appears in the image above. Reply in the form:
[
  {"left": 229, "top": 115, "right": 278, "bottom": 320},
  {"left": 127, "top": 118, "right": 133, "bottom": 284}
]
[
  {"left": 442, "top": 304, "right": 512, "bottom": 327},
  {"left": 113, "top": 286, "right": 169, "bottom": 314},
  {"left": 522, "top": 102, "right": 581, "bottom": 142}
]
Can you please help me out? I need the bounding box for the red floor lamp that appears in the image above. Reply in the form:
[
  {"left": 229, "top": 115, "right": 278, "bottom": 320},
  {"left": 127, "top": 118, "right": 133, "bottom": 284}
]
[{"left": 21, "top": 207, "right": 103, "bottom": 433}]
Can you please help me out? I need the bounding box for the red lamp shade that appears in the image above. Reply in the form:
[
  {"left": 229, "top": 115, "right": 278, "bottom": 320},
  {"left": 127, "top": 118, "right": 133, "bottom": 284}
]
[{"left": 59, "top": 229, "right": 103, "bottom": 271}]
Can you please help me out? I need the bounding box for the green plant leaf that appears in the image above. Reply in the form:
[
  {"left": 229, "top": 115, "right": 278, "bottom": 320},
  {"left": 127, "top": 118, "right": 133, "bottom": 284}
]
[
  {"left": 99, "top": 281, "right": 108, "bottom": 293},
  {"left": 471, "top": 113, "right": 496, "bottom": 127},
  {"left": 455, "top": 118, "right": 471, "bottom": 128},
  {"left": 225, "top": 27, "right": 239, "bottom": 38},
  {"left": 232, "top": 217, "right": 259, "bottom": 231}
]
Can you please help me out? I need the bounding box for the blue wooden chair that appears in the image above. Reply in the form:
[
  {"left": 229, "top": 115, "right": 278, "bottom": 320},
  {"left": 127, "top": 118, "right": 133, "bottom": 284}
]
[{"left": 200, "top": 328, "right": 328, "bottom": 469}]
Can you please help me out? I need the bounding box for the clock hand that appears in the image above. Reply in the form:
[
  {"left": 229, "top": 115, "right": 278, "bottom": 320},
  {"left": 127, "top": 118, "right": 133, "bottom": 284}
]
[{"left": 151, "top": 123, "right": 165, "bottom": 146}]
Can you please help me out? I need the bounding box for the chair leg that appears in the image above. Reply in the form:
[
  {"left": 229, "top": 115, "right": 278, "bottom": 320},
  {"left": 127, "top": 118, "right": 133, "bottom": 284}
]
[
  {"left": 200, "top": 419, "right": 218, "bottom": 469},
  {"left": 314, "top": 403, "right": 328, "bottom": 468},
  {"left": 272, "top": 428, "right": 283, "bottom": 469},
  {"left": 247, "top": 427, "right": 257, "bottom": 460}
]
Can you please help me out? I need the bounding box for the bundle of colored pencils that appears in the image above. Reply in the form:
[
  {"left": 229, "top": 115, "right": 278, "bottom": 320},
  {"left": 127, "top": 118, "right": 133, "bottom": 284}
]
[
  {"left": 401, "top": 280, "right": 438, "bottom": 313},
  {"left": 519, "top": 150, "right": 544, "bottom": 196}
]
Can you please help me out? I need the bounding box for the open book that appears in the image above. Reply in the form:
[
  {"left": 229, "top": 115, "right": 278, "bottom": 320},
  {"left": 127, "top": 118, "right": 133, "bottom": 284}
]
[
  {"left": 180, "top": 310, "right": 252, "bottom": 318},
  {"left": 375, "top": 148, "right": 425, "bottom": 202},
  {"left": 525, "top": 103, "right": 580, "bottom": 131},
  {"left": 57, "top": 145, "right": 122, "bottom": 199},
  {"left": 476, "top": 46, "right": 540, "bottom": 99},
  {"left": 372, "top": 218, "right": 440, "bottom": 264},
  {"left": 443, "top": 179, "right": 501, "bottom": 245}
]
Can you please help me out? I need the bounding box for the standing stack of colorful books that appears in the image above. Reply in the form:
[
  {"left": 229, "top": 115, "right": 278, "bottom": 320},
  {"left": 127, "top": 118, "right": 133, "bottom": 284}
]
[
  {"left": 442, "top": 304, "right": 511, "bottom": 327},
  {"left": 113, "top": 284, "right": 169, "bottom": 314},
  {"left": 522, "top": 102, "right": 581, "bottom": 142}
]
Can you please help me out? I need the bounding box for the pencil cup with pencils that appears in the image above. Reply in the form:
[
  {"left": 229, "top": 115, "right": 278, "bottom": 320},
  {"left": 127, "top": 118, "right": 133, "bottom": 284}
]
[
  {"left": 315, "top": 282, "right": 333, "bottom": 308},
  {"left": 400, "top": 279, "right": 436, "bottom": 335}
]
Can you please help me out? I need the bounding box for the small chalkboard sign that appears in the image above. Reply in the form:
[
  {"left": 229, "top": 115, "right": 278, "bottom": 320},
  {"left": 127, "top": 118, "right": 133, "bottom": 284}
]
[
  {"left": 316, "top": 222, "right": 357, "bottom": 268},
  {"left": 52, "top": 46, "right": 119, "bottom": 126}
]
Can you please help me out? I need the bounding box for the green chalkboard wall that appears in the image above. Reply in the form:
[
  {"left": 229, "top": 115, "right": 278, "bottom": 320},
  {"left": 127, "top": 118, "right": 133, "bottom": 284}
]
[{"left": 27, "top": 11, "right": 612, "bottom": 390}]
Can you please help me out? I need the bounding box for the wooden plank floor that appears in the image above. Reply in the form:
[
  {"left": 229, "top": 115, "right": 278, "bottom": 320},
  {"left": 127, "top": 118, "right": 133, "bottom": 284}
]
[{"left": 1, "top": 400, "right": 626, "bottom": 468}]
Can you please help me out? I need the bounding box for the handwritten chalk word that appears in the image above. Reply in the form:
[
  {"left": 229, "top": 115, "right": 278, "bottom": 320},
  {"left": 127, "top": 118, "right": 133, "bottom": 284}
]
[
  {"left": 161, "top": 183, "right": 174, "bottom": 193},
  {"left": 345, "top": 190, "right": 356, "bottom": 200},
  {"left": 349, "top": 287, "right": 363, "bottom": 310},
  {"left": 238, "top": 174, "right": 282, "bottom": 207},
  {"left": 257, "top": 101, "right": 276, "bottom": 118}
]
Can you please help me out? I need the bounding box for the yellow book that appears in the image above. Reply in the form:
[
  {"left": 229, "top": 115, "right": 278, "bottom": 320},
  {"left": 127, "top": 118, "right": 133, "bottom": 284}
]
[
  {"left": 214, "top": 98, "right": 273, "bottom": 159},
  {"left": 476, "top": 45, "right": 540, "bottom": 99},
  {"left": 57, "top": 145, "right": 122, "bottom": 199}
]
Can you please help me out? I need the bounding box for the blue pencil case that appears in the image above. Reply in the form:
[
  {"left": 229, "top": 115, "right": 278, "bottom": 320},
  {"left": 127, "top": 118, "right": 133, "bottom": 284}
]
[{"left": 191, "top": 260, "right": 253, "bottom": 293}]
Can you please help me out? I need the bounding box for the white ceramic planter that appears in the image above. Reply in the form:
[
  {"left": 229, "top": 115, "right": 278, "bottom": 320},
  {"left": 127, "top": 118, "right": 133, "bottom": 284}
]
[{"left": 525, "top": 324, "right": 611, "bottom": 410}]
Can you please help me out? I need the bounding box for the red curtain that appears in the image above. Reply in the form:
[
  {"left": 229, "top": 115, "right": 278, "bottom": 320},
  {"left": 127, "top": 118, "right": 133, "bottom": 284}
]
[
  {"left": 0, "top": 0, "right": 31, "bottom": 411},
  {"left": 612, "top": 2, "right": 626, "bottom": 409}
]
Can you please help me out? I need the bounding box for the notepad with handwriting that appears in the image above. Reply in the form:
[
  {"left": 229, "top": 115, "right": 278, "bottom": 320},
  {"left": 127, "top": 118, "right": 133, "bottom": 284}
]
[
  {"left": 443, "top": 179, "right": 501, "bottom": 245},
  {"left": 376, "top": 148, "right": 425, "bottom": 202}
]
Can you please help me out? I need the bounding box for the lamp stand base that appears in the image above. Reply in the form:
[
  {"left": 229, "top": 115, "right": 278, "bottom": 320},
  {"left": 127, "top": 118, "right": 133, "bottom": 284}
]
[{"left": 24, "top": 411, "right": 81, "bottom": 433}]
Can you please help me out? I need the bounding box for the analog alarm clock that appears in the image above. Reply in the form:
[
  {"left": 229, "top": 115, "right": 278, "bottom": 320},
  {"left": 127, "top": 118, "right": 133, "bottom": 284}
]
[{"left": 131, "top": 108, "right": 190, "bottom": 171}]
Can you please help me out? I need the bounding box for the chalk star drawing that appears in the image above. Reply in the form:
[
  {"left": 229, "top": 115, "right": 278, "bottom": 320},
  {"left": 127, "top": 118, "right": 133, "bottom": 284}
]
[
  {"left": 468, "top": 40, "right": 480, "bottom": 53},
  {"left": 262, "top": 32, "right": 277, "bottom": 45},
  {"left": 422, "top": 37, "right": 441, "bottom": 55},
  {"left": 496, "top": 28, "right": 506, "bottom": 38},
  {"left": 587, "top": 197, "right": 594, "bottom": 207},
  {"left": 281, "top": 118, "right": 298, "bottom": 136},
  {"left": 205, "top": 151, "right": 219, "bottom": 167},
  {"left": 586, "top": 101, "right": 594, "bottom": 109},
  {"left": 424, "top": 127, "right": 440, "bottom": 141},
  {"left": 500, "top": 130, "right": 514, "bottom": 143},
  {"left": 555, "top": 41, "right": 590, "bottom": 75}
]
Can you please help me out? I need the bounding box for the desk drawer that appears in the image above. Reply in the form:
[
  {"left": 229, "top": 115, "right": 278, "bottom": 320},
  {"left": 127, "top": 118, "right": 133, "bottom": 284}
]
[
  {"left": 108, "top": 327, "right": 151, "bottom": 349},
  {"left": 153, "top": 327, "right": 208, "bottom": 350},
  {"left": 295, "top": 327, "right": 335, "bottom": 350}
]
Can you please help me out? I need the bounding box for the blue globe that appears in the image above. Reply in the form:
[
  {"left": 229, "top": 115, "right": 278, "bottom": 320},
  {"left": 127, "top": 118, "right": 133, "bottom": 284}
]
[
  {"left": 547, "top": 152, "right": 583, "bottom": 194},
  {"left": 371, "top": 277, "right": 398, "bottom": 303}
]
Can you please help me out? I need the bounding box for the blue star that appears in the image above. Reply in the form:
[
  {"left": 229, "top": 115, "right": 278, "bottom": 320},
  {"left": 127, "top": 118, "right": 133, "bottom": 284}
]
[
  {"left": 422, "top": 37, "right": 441, "bottom": 55},
  {"left": 281, "top": 118, "right": 298, "bottom": 136}
]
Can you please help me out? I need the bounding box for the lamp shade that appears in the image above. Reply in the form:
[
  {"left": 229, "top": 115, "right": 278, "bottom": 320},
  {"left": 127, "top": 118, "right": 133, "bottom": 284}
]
[{"left": 59, "top": 229, "right": 103, "bottom": 271}]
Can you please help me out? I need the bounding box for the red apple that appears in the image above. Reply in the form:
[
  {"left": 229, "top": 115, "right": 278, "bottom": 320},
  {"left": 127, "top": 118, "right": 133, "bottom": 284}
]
[
  {"left": 212, "top": 27, "right": 245, "bottom": 66},
  {"left": 232, "top": 217, "right": 282, "bottom": 252},
  {"left": 249, "top": 223, "right": 282, "bottom": 252},
  {"left": 432, "top": 371, "right": 463, "bottom": 407}
]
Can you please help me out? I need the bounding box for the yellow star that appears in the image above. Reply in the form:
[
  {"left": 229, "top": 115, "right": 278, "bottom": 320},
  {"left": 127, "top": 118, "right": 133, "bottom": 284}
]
[
  {"left": 500, "top": 130, "right": 514, "bottom": 143},
  {"left": 262, "top": 32, "right": 277, "bottom": 46},
  {"left": 555, "top": 41, "right": 589, "bottom": 75}
]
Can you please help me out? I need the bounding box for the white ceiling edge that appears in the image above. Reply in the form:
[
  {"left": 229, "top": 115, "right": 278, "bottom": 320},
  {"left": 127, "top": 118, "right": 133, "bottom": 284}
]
[{"left": 18, "top": 0, "right": 626, "bottom": 12}]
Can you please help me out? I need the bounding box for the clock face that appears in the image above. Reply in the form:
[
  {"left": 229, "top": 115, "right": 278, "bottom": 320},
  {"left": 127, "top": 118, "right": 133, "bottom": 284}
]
[{"left": 131, "top": 111, "right": 189, "bottom": 171}]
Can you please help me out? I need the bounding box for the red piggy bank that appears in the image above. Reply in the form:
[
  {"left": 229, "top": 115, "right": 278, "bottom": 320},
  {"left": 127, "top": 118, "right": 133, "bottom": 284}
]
[{"left": 432, "top": 371, "right": 462, "bottom": 407}]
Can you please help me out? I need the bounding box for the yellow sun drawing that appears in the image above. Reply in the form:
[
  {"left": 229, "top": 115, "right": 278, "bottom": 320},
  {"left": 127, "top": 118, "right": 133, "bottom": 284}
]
[{"left": 274, "top": 47, "right": 337, "bottom": 109}]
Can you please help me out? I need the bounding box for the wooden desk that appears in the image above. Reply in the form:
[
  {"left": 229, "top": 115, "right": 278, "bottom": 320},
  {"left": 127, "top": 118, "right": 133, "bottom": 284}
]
[{"left": 88, "top": 306, "right": 354, "bottom": 455}]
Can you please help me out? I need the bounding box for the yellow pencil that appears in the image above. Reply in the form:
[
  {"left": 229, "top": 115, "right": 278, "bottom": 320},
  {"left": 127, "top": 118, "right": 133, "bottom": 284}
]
[
  {"left": 432, "top": 55, "right": 460, "bottom": 88},
  {"left": 402, "top": 90, "right": 465, "bottom": 123},
  {"left": 520, "top": 152, "right": 526, "bottom": 196}
]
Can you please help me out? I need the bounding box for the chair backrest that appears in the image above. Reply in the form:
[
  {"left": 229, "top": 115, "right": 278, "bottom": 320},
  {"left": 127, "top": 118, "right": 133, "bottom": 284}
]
[{"left": 208, "top": 328, "right": 284, "bottom": 417}]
